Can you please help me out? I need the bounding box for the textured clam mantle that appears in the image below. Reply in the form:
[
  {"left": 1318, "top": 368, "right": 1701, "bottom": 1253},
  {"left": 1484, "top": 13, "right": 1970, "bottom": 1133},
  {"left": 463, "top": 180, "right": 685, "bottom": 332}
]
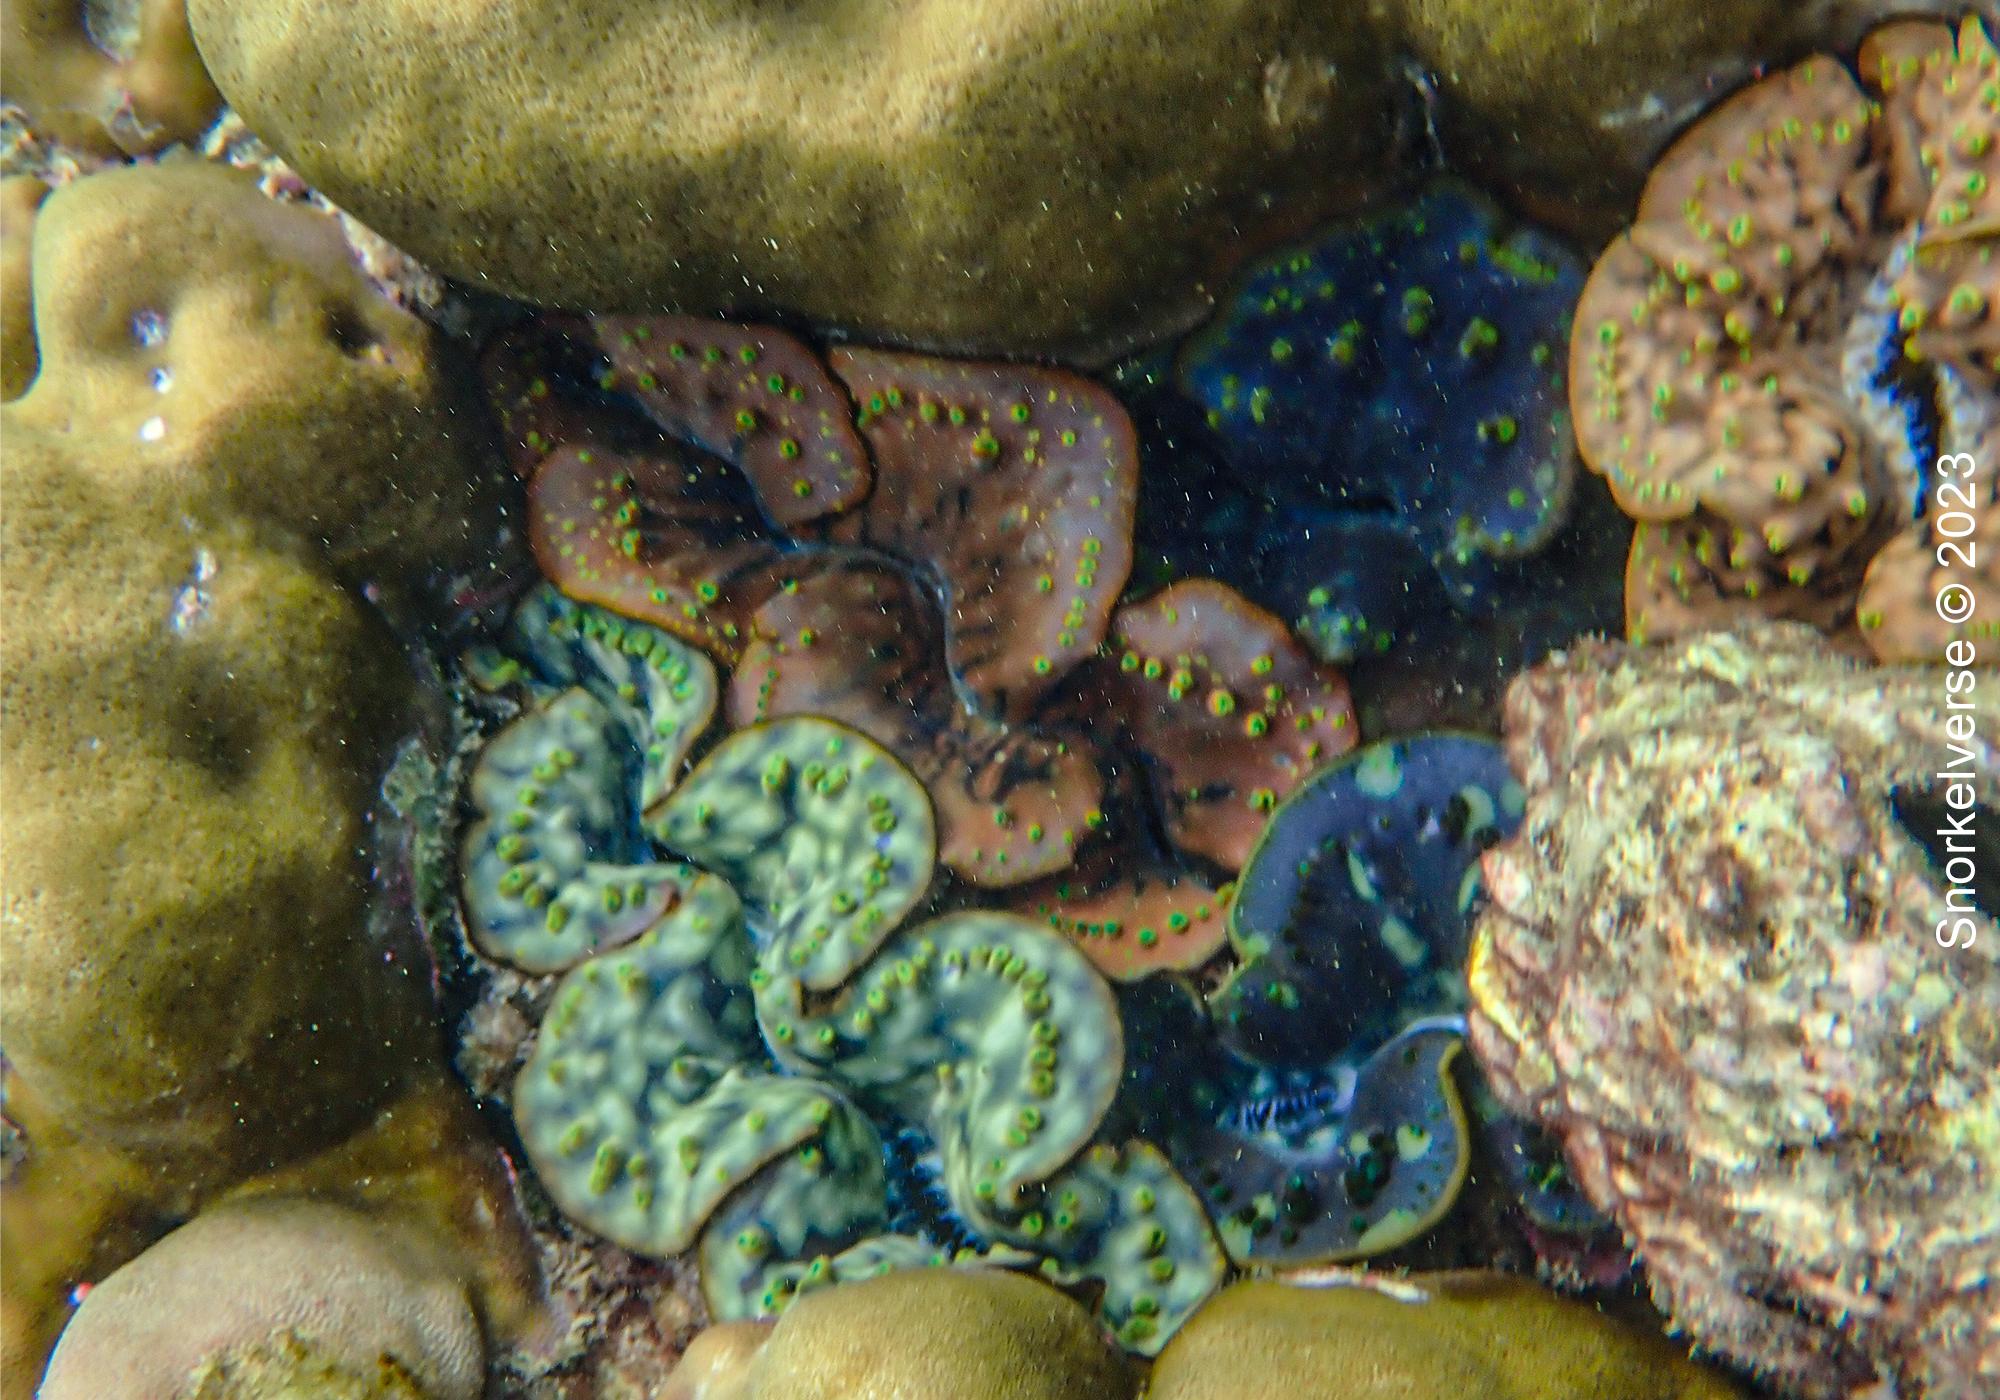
[{"left": 1466, "top": 625, "right": 2000, "bottom": 1400}]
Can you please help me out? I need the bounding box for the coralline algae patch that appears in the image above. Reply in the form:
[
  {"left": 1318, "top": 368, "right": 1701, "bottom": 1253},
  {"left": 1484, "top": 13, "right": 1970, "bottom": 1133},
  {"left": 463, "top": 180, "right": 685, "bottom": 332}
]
[{"left": 1175, "top": 180, "right": 1583, "bottom": 663}]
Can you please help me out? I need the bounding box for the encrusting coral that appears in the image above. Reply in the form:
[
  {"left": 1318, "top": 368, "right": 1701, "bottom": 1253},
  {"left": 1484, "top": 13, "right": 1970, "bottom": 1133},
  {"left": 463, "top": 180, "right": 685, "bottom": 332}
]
[
  {"left": 1, "top": 0, "right": 222, "bottom": 156},
  {"left": 1571, "top": 15, "right": 1999, "bottom": 663},
  {"left": 0, "top": 160, "right": 536, "bottom": 1392},
  {"left": 183, "top": 0, "right": 1400, "bottom": 358},
  {"left": 1467, "top": 625, "right": 2000, "bottom": 1397}
]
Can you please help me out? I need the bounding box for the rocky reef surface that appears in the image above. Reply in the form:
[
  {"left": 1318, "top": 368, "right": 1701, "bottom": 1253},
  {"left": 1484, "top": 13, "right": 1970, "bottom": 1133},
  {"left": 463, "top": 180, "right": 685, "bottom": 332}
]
[{"left": 1469, "top": 625, "right": 2000, "bottom": 1398}]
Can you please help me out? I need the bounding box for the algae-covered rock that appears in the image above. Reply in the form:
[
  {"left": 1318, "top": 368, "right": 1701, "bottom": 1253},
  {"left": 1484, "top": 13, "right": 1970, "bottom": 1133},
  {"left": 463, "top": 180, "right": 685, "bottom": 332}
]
[
  {"left": 1147, "top": 1275, "right": 1741, "bottom": 1400},
  {"left": 185, "top": 0, "right": 1399, "bottom": 358},
  {"left": 659, "top": 1268, "right": 1138, "bottom": 1400},
  {"left": 0, "top": 160, "right": 524, "bottom": 1392}
]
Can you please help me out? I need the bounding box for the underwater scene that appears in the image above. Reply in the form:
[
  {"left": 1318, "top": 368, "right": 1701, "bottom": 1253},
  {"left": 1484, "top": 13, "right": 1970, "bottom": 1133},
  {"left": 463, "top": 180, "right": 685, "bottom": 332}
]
[{"left": 1, "top": 1, "right": 1997, "bottom": 1397}]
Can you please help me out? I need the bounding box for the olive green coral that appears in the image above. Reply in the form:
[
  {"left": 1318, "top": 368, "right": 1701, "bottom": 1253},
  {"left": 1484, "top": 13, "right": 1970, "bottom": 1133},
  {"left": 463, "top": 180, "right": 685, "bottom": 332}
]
[
  {"left": 184, "top": 0, "right": 1399, "bottom": 357},
  {"left": 661, "top": 1268, "right": 1139, "bottom": 1400},
  {"left": 2, "top": 159, "right": 519, "bottom": 1387},
  {"left": 1147, "top": 1275, "right": 1742, "bottom": 1399},
  {"left": 2, "top": 0, "right": 222, "bottom": 156}
]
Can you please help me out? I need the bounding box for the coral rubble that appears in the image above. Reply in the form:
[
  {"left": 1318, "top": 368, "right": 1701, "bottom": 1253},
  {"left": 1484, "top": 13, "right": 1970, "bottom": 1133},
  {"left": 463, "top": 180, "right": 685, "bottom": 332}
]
[
  {"left": 1572, "top": 16, "right": 2000, "bottom": 663},
  {"left": 1468, "top": 625, "right": 2000, "bottom": 1397}
]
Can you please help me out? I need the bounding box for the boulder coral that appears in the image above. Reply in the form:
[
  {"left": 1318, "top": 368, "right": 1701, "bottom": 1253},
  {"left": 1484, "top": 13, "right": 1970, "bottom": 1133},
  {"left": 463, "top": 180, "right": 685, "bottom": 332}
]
[
  {"left": 38, "top": 1198, "right": 485, "bottom": 1400},
  {"left": 658, "top": 1268, "right": 1138, "bottom": 1400},
  {"left": 1145, "top": 1274, "right": 1741, "bottom": 1399},
  {"left": 1467, "top": 625, "right": 2000, "bottom": 1397},
  {"left": 183, "top": 0, "right": 1400, "bottom": 358},
  {"left": 0, "top": 160, "right": 533, "bottom": 1391},
  {"left": 1571, "top": 16, "right": 1999, "bottom": 663},
  {"left": 1387, "top": 0, "right": 1967, "bottom": 239}
]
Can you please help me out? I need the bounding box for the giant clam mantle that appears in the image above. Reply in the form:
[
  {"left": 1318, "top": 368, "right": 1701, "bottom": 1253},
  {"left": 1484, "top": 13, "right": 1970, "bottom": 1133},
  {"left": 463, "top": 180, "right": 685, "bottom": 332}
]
[
  {"left": 1171, "top": 181, "right": 1583, "bottom": 663},
  {"left": 460, "top": 586, "right": 1228, "bottom": 1353},
  {"left": 1575, "top": 16, "right": 2000, "bottom": 661},
  {"left": 449, "top": 580, "right": 1588, "bottom": 1352}
]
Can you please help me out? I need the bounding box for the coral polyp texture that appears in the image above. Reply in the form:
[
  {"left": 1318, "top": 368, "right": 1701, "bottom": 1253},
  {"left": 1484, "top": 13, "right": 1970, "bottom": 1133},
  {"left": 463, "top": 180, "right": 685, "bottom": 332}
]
[
  {"left": 1145, "top": 1273, "right": 1744, "bottom": 1400},
  {"left": 659, "top": 1267, "right": 1139, "bottom": 1400},
  {"left": 1175, "top": 181, "right": 1582, "bottom": 661},
  {"left": 1466, "top": 625, "right": 2000, "bottom": 1398},
  {"left": 1572, "top": 16, "right": 2000, "bottom": 662},
  {"left": 37, "top": 1198, "right": 485, "bottom": 1400},
  {"left": 182, "top": 0, "right": 1403, "bottom": 357},
  {"left": 0, "top": 161, "right": 541, "bottom": 1392}
]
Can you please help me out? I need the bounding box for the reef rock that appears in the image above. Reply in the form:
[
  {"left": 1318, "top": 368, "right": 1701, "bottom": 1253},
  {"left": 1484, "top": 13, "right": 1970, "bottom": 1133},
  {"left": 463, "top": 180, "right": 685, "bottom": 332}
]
[
  {"left": 1467, "top": 625, "right": 2000, "bottom": 1398},
  {"left": 184, "top": 0, "right": 1399, "bottom": 358}
]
